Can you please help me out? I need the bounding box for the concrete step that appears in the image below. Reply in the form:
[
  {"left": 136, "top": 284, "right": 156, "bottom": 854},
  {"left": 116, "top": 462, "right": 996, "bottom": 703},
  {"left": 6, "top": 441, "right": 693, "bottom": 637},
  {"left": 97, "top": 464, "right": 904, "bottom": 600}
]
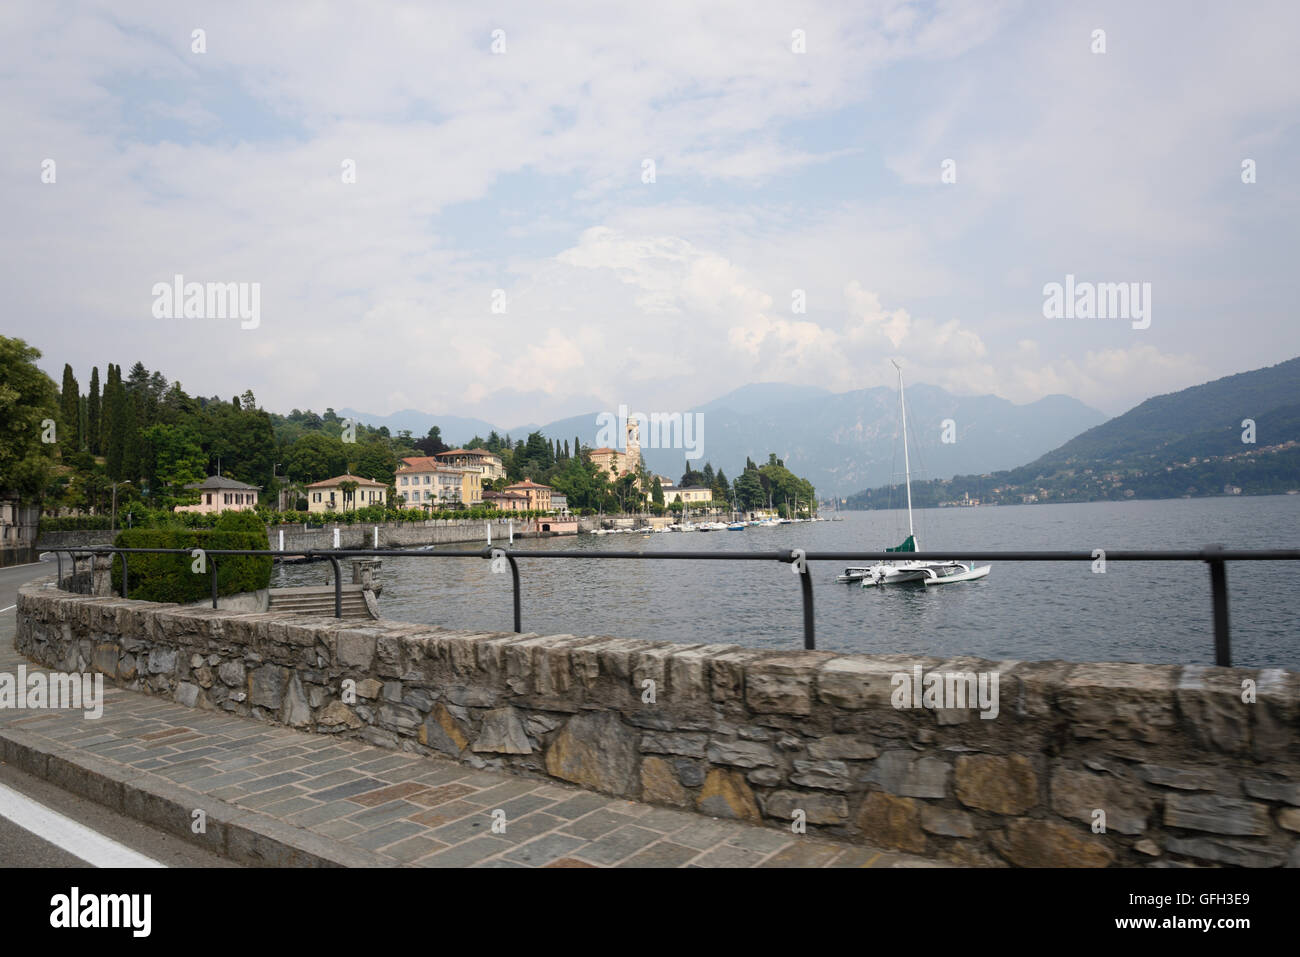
[{"left": 268, "top": 586, "right": 375, "bottom": 619}]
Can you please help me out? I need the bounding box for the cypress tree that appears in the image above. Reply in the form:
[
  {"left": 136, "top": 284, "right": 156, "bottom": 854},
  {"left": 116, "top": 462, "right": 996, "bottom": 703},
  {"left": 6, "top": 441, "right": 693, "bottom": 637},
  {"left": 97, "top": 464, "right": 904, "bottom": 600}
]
[
  {"left": 122, "top": 395, "right": 140, "bottom": 482},
  {"left": 106, "top": 365, "right": 126, "bottom": 479},
  {"left": 87, "top": 366, "right": 101, "bottom": 455},
  {"left": 101, "top": 365, "right": 116, "bottom": 455},
  {"left": 59, "top": 363, "right": 80, "bottom": 453}
]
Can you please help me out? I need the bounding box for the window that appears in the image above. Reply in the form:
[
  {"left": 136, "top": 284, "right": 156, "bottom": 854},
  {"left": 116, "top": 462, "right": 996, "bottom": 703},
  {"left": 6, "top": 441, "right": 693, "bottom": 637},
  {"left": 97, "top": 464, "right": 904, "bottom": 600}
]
[
  {"left": 401, "top": 476, "right": 408, "bottom": 485},
  {"left": 224, "top": 493, "right": 231, "bottom": 504},
  {"left": 205, "top": 494, "right": 212, "bottom": 505}
]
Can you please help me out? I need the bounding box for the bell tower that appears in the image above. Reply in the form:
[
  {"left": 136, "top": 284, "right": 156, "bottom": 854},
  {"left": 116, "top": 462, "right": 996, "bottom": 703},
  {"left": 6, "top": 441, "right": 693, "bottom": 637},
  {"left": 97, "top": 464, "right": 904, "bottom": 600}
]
[{"left": 625, "top": 415, "right": 642, "bottom": 475}]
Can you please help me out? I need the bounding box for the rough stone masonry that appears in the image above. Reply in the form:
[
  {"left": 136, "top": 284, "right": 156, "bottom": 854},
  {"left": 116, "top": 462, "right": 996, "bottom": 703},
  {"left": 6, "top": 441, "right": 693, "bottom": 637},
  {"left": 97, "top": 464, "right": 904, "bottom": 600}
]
[{"left": 14, "top": 578, "right": 1300, "bottom": 867}]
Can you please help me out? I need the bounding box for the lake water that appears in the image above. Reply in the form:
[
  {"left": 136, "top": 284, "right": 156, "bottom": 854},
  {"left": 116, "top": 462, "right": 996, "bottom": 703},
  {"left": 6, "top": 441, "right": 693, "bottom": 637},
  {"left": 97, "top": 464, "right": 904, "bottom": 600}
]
[{"left": 271, "top": 496, "right": 1300, "bottom": 668}]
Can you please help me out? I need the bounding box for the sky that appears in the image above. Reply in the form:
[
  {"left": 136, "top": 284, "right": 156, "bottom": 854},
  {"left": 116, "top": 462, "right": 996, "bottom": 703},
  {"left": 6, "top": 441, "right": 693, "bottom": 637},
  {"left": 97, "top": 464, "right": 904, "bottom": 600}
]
[{"left": 3, "top": 0, "right": 1297, "bottom": 427}]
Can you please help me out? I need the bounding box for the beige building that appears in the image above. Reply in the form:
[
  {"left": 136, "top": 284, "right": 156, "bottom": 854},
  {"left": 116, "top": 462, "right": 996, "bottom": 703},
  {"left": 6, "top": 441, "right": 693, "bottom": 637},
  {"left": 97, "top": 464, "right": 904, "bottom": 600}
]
[
  {"left": 589, "top": 416, "right": 643, "bottom": 486},
  {"left": 305, "top": 474, "right": 388, "bottom": 513},
  {"left": 483, "top": 490, "right": 528, "bottom": 512},
  {"left": 502, "top": 478, "right": 552, "bottom": 511},
  {"left": 396, "top": 456, "right": 482, "bottom": 508},
  {"left": 174, "top": 475, "right": 261, "bottom": 515},
  {"left": 435, "top": 448, "right": 505, "bottom": 482},
  {"left": 663, "top": 486, "right": 713, "bottom": 505},
  {"left": 588, "top": 447, "right": 629, "bottom": 479}
]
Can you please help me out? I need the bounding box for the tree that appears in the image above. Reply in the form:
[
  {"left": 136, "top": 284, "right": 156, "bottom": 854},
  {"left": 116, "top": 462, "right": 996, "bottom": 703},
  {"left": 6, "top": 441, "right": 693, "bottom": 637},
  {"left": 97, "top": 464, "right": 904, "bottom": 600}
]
[
  {"left": 351, "top": 439, "right": 398, "bottom": 485},
  {"left": 284, "top": 431, "right": 349, "bottom": 484},
  {"left": 0, "top": 337, "right": 60, "bottom": 498},
  {"left": 734, "top": 469, "right": 766, "bottom": 510},
  {"left": 651, "top": 476, "right": 664, "bottom": 505},
  {"left": 141, "top": 424, "right": 206, "bottom": 502},
  {"left": 121, "top": 394, "right": 141, "bottom": 482},
  {"left": 59, "top": 363, "right": 80, "bottom": 454},
  {"left": 412, "top": 425, "right": 448, "bottom": 456},
  {"left": 105, "top": 365, "right": 126, "bottom": 479},
  {"left": 86, "top": 366, "right": 101, "bottom": 455},
  {"left": 337, "top": 479, "right": 359, "bottom": 511},
  {"left": 714, "top": 468, "right": 730, "bottom": 501},
  {"left": 78, "top": 394, "right": 88, "bottom": 456}
]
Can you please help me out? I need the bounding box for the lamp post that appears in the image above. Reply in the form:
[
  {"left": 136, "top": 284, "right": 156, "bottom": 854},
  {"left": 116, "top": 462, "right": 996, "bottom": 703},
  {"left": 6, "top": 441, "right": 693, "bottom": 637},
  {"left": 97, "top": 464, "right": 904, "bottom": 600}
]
[{"left": 109, "top": 480, "right": 131, "bottom": 535}]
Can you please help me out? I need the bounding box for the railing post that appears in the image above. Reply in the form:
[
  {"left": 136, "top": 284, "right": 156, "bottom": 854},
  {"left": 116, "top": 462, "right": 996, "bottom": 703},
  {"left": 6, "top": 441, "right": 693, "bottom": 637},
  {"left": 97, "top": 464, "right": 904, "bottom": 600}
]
[
  {"left": 507, "top": 554, "right": 521, "bottom": 633},
  {"left": 1204, "top": 544, "right": 1231, "bottom": 667},
  {"left": 799, "top": 563, "right": 815, "bottom": 651},
  {"left": 121, "top": 550, "right": 129, "bottom": 599},
  {"left": 55, "top": 550, "right": 62, "bottom": 587},
  {"left": 327, "top": 555, "right": 342, "bottom": 618},
  {"left": 210, "top": 557, "right": 219, "bottom": 609}
]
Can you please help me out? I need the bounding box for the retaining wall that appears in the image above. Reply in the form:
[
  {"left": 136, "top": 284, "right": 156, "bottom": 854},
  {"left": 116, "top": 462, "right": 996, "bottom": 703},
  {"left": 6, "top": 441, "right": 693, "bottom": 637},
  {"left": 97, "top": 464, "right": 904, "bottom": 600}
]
[{"left": 14, "top": 578, "right": 1299, "bottom": 867}]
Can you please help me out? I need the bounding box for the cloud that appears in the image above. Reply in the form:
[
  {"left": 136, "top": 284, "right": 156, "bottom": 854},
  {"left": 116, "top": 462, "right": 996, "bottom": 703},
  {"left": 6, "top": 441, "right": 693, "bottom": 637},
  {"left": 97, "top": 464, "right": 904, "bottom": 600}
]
[{"left": 1, "top": 0, "right": 1295, "bottom": 429}]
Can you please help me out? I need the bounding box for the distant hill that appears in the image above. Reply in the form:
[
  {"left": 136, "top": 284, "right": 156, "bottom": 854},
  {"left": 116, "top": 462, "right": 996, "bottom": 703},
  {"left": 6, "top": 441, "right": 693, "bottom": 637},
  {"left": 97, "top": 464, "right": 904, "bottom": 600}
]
[
  {"left": 343, "top": 381, "right": 1107, "bottom": 496},
  {"left": 336, "top": 408, "right": 500, "bottom": 446},
  {"left": 528, "top": 384, "right": 1103, "bottom": 494},
  {"left": 1033, "top": 356, "right": 1300, "bottom": 469},
  {"left": 844, "top": 357, "right": 1300, "bottom": 508}
]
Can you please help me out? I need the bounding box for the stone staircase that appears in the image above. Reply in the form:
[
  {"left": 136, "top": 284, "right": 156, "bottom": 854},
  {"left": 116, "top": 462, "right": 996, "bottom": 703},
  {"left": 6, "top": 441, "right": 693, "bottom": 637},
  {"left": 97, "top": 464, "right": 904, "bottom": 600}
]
[{"left": 267, "top": 584, "right": 376, "bottom": 620}]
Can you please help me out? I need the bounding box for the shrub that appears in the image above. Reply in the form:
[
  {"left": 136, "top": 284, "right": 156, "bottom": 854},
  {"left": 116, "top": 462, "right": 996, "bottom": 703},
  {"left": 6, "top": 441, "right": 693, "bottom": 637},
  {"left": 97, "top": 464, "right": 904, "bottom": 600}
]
[{"left": 112, "top": 514, "right": 271, "bottom": 603}]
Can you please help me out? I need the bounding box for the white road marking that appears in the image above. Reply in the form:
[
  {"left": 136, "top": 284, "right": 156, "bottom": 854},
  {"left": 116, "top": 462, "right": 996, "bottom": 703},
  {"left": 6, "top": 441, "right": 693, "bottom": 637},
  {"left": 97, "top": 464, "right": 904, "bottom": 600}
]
[
  {"left": 0, "top": 605, "right": 15, "bottom": 613},
  {"left": 0, "top": 782, "right": 165, "bottom": 868}
]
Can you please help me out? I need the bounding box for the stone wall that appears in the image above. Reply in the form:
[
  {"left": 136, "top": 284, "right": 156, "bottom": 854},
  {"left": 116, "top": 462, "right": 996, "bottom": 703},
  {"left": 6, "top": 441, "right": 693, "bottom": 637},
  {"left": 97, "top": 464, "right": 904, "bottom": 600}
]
[
  {"left": 268, "top": 519, "right": 552, "bottom": 553},
  {"left": 36, "top": 530, "right": 116, "bottom": 549},
  {"left": 14, "top": 579, "right": 1299, "bottom": 867},
  {"left": 38, "top": 517, "right": 582, "bottom": 556}
]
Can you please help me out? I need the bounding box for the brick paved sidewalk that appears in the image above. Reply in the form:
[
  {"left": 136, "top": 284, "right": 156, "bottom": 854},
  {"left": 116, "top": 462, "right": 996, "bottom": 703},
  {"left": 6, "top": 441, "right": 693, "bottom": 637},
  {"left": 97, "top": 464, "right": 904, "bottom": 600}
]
[{"left": 0, "top": 638, "right": 940, "bottom": 868}]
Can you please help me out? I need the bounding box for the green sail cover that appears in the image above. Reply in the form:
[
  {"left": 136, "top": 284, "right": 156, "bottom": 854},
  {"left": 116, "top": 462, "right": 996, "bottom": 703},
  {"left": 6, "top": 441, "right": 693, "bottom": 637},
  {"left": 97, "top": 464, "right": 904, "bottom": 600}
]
[{"left": 886, "top": 535, "right": 916, "bottom": 553}]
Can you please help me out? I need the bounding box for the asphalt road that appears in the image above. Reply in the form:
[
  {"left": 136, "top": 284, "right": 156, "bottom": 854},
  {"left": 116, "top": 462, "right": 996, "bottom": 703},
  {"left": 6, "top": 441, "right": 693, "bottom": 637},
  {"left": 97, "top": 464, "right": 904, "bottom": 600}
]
[
  {"left": 0, "top": 557, "right": 52, "bottom": 611},
  {"left": 0, "top": 558, "right": 238, "bottom": 868}
]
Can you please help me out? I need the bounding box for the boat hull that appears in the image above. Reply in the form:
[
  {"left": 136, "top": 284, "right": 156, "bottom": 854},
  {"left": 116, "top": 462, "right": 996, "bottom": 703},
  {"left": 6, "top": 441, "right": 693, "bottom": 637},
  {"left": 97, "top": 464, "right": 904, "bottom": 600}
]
[
  {"left": 860, "top": 560, "right": 987, "bottom": 587},
  {"left": 923, "top": 563, "right": 991, "bottom": 585}
]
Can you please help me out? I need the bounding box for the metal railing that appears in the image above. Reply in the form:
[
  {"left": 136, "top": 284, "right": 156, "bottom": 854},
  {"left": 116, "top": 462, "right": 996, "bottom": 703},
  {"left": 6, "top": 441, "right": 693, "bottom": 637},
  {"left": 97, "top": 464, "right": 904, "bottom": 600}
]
[{"left": 39, "top": 545, "right": 1300, "bottom": 667}]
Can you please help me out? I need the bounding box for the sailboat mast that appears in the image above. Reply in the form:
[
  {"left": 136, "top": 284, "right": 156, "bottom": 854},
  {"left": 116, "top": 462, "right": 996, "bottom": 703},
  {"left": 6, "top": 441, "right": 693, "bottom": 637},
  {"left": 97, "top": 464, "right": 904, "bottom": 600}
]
[{"left": 892, "top": 360, "right": 914, "bottom": 540}]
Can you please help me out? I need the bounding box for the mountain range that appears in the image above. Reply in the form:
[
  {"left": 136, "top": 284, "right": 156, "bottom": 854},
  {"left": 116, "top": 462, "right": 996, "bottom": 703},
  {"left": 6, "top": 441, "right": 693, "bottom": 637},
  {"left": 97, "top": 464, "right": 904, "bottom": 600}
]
[
  {"left": 343, "top": 380, "right": 1107, "bottom": 496},
  {"left": 844, "top": 356, "right": 1300, "bottom": 507}
]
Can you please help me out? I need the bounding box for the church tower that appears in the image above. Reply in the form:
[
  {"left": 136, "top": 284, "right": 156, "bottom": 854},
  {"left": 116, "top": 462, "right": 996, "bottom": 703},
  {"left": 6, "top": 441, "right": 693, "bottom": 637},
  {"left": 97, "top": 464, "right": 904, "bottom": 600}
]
[{"left": 625, "top": 415, "right": 642, "bottom": 475}]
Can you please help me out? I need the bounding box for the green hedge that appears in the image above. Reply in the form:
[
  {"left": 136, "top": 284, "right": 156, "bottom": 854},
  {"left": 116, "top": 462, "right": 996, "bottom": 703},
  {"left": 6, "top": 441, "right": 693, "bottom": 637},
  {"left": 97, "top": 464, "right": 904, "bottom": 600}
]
[
  {"left": 111, "top": 512, "right": 271, "bottom": 603},
  {"left": 40, "top": 515, "right": 115, "bottom": 532}
]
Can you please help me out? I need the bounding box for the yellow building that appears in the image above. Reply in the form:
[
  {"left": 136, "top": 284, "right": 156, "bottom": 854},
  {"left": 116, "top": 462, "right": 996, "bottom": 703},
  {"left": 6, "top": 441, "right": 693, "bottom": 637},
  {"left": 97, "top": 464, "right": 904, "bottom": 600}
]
[
  {"left": 435, "top": 448, "right": 505, "bottom": 482},
  {"left": 396, "top": 457, "right": 482, "bottom": 509},
  {"left": 305, "top": 474, "right": 388, "bottom": 512}
]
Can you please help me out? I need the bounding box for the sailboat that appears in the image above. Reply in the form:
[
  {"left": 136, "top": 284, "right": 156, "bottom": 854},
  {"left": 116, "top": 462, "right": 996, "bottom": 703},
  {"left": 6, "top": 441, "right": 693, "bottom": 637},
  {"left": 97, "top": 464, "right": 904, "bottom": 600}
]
[{"left": 845, "top": 361, "right": 991, "bottom": 587}]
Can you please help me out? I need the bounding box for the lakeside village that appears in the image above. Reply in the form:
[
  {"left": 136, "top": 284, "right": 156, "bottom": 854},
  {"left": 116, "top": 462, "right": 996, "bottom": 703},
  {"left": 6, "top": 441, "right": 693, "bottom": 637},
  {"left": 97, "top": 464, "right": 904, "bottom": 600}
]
[{"left": 0, "top": 348, "right": 821, "bottom": 561}]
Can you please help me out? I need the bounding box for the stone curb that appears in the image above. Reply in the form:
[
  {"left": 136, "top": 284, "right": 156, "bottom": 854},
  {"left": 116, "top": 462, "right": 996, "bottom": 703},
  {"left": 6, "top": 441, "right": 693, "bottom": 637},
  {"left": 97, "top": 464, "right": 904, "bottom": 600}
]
[{"left": 0, "top": 725, "right": 390, "bottom": 868}]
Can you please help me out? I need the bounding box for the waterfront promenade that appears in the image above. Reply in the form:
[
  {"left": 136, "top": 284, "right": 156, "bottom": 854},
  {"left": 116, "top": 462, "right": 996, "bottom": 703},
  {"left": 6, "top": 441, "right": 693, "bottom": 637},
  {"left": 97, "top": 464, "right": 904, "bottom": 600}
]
[{"left": 0, "top": 630, "right": 933, "bottom": 868}]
